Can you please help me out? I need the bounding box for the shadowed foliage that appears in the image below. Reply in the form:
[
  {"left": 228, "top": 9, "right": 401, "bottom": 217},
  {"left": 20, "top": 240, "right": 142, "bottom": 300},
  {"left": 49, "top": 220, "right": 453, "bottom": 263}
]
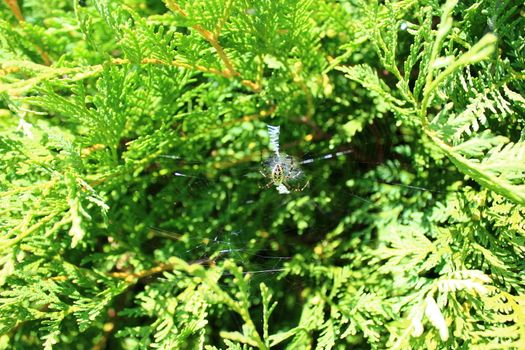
[{"left": 1, "top": 0, "right": 524, "bottom": 349}]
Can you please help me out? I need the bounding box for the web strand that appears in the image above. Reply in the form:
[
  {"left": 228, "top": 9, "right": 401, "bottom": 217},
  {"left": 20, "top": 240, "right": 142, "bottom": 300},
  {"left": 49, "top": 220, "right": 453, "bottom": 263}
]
[
  {"left": 300, "top": 149, "right": 354, "bottom": 165},
  {"left": 267, "top": 124, "right": 281, "bottom": 156}
]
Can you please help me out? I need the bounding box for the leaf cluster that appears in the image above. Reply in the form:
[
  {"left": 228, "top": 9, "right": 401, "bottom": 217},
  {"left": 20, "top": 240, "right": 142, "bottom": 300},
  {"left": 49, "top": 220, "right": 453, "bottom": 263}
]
[{"left": 0, "top": 0, "right": 524, "bottom": 349}]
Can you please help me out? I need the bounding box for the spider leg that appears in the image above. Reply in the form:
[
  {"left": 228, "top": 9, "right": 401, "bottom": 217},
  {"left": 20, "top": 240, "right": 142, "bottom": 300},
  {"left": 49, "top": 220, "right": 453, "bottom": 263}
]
[
  {"left": 258, "top": 171, "right": 274, "bottom": 189},
  {"left": 289, "top": 171, "right": 302, "bottom": 180},
  {"left": 258, "top": 180, "right": 275, "bottom": 189},
  {"left": 299, "top": 179, "right": 310, "bottom": 191},
  {"left": 288, "top": 178, "right": 309, "bottom": 192}
]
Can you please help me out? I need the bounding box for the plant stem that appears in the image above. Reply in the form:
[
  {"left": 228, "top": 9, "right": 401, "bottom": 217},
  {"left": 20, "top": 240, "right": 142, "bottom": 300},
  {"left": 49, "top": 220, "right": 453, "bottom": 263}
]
[
  {"left": 3, "top": 0, "right": 52, "bottom": 65},
  {"left": 164, "top": 0, "right": 260, "bottom": 91},
  {"left": 1, "top": 55, "right": 260, "bottom": 95}
]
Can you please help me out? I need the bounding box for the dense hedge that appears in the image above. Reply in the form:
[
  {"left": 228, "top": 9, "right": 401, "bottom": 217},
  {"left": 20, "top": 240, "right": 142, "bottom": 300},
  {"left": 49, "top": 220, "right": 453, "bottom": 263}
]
[{"left": 1, "top": 0, "right": 524, "bottom": 349}]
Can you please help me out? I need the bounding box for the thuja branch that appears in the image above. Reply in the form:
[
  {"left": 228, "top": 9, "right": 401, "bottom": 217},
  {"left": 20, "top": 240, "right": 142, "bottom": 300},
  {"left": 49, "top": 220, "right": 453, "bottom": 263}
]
[
  {"left": 215, "top": 0, "right": 234, "bottom": 37},
  {"left": 108, "top": 250, "right": 232, "bottom": 283},
  {"left": 0, "top": 55, "right": 260, "bottom": 95},
  {"left": 110, "top": 257, "right": 268, "bottom": 349},
  {"left": 0, "top": 61, "right": 101, "bottom": 95},
  {"left": 109, "top": 261, "right": 175, "bottom": 283},
  {"left": 1, "top": 179, "right": 57, "bottom": 197},
  {"left": 164, "top": 0, "right": 260, "bottom": 92},
  {"left": 138, "top": 58, "right": 259, "bottom": 91},
  {"left": 1, "top": 212, "right": 60, "bottom": 253},
  {"left": 137, "top": 58, "right": 225, "bottom": 77},
  {"left": 424, "top": 128, "right": 525, "bottom": 205},
  {"left": 164, "top": 0, "right": 235, "bottom": 74}
]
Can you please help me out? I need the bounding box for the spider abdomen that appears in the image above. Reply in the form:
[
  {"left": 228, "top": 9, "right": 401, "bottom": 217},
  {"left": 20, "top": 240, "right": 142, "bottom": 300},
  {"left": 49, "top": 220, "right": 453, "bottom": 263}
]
[{"left": 272, "top": 163, "right": 285, "bottom": 185}]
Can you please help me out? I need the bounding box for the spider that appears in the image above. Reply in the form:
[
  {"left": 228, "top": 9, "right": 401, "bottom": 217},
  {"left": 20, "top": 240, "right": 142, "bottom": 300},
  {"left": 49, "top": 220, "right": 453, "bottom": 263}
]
[{"left": 260, "top": 153, "right": 310, "bottom": 194}]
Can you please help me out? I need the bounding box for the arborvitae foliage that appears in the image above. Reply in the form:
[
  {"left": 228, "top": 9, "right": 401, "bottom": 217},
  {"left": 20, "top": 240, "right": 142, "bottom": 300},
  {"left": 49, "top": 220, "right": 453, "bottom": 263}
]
[{"left": 1, "top": 0, "right": 524, "bottom": 349}]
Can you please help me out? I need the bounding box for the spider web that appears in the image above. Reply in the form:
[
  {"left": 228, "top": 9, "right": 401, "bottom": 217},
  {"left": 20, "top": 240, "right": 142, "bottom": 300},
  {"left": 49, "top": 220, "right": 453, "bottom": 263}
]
[
  {"left": 145, "top": 158, "right": 298, "bottom": 288},
  {"left": 141, "top": 120, "right": 463, "bottom": 345},
  {"left": 150, "top": 122, "right": 453, "bottom": 287}
]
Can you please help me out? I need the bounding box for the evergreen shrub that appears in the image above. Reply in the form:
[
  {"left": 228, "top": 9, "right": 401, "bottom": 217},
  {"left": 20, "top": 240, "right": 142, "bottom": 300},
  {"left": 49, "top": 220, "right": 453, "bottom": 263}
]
[{"left": 1, "top": 0, "right": 524, "bottom": 348}]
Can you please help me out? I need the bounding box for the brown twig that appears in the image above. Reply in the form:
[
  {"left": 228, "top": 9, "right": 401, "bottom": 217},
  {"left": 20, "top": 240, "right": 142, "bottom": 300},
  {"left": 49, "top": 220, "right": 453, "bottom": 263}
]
[
  {"left": 33, "top": 45, "right": 52, "bottom": 67},
  {"left": 2, "top": 2, "right": 258, "bottom": 87},
  {"left": 3, "top": 0, "right": 52, "bottom": 66},
  {"left": 109, "top": 262, "right": 175, "bottom": 283},
  {"left": 165, "top": 1, "right": 236, "bottom": 73},
  {"left": 3, "top": 0, "right": 24, "bottom": 22},
  {"left": 164, "top": 0, "right": 260, "bottom": 92},
  {"left": 0, "top": 54, "right": 257, "bottom": 95},
  {"left": 122, "top": 58, "right": 259, "bottom": 91},
  {"left": 136, "top": 58, "right": 226, "bottom": 77},
  {"left": 108, "top": 252, "right": 227, "bottom": 283}
]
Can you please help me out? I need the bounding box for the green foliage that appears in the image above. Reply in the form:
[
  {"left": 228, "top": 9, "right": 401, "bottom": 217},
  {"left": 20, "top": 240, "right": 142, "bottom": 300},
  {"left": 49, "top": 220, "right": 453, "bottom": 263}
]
[{"left": 1, "top": 0, "right": 524, "bottom": 349}]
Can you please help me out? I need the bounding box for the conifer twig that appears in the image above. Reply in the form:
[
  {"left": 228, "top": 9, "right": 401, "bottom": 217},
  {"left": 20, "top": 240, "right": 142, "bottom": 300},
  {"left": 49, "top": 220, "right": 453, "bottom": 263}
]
[
  {"left": 0, "top": 56, "right": 260, "bottom": 95},
  {"left": 141, "top": 58, "right": 260, "bottom": 90},
  {"left": 164, "top": 0, "right": 235, "bottom": 74},
  {"left": 1, "top": 212, "right": 58, "bottom": 252},
  {"left": 1, "top": 179, "right": 57, "bottom": 196},
  {"left": 214, "top": 0, "right": 234, "bottom": 37},
  {"left": 164, "top": 0, "right": 260, "bottom": 92}
]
